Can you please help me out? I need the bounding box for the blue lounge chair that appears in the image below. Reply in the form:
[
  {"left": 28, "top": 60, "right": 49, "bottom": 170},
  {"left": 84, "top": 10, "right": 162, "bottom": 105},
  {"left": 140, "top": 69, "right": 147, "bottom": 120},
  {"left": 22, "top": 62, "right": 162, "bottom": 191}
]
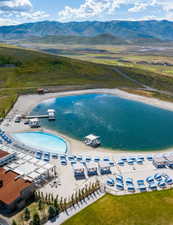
[
  {"left": 127, "top": 159, "right": 134, "bottom": 165},
  {"left": 68, "top": 155, "right": 75, "bottom": 161},
  {"left": 158, "top": 181, "right": 166, "bottom": 188},
  {"left": 165, "top": 177, "right": 173, "bottom": 185},
  {"left": 147, "top": 155, "right": 153, "bottom": 161},
  {"left": 94, "top": 156, "right": 100, "bottom": 162},
  {"left": 121, "top": 156, "right": 127, "bottom": 161},
  {"left": 118, "top": 160, "right": 124, "bottom": 166},
  {"left": 129, "top": 156, "right": 136, "bottom": 162},
  {"left": 77, "top": 155, "right": 83, "bottom": 161},
  {"left": 60, "top": 155, "right": 66, "bottom": 160},
  {"left": 149, "top": 183, "right": 157, "bottom": 190},
  {"left": 146, "top": 176, "right": 154, "bottom": 183},
  {"left": 35, "top": 151, "right": 42, "bottom": 160},
  {"left": 116, "top": 175, "right": 123, "bottom": 183},
  {"left": 126, "top": 178, "right": 133, "bottom": 185},
  {"left": 103, "top": 157, "right": 110, "bottom": 161},
  {"left": 85, "top": 156, "right": 92, "bottom": 162},
  {"left": 109, "top": 161, "right": 115, "bottom": 166},
  {"left": 137, "top": 159, "right": 143, "bottom": 164},
  {"left": 154, "top": 173, "right": 162, "bottom": 181},
  {"left": 127, "top": 185, "right": 135, "bottom": 192},
  {"left": 116, "top": 183, "right": 124, "bottom": 190},
  {"left": 61, "top": 160, "right": 67, "bottom": 166},
  {"left": 137, "top": 155, "right": 144, "bottom": 161},
  {"left": 44, "top": 152, "right": 50, "bottom": 161},
  {"left": 106, "top": 178, "right": 115, "bottom": 186}
]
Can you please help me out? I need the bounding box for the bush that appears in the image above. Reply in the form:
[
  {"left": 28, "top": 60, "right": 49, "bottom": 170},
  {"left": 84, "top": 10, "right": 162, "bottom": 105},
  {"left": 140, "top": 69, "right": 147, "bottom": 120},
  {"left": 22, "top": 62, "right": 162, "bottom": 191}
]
[{"left": 48, "top": 205, "right": 56, "bottom": 219}]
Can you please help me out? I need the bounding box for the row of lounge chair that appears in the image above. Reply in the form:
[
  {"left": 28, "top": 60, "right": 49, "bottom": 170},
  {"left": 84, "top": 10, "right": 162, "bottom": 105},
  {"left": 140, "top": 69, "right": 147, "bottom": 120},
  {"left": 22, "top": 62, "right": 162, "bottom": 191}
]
[
  {"left": 117, "top": 155, "right": 153, "bottom": 166},
  {"left": 35, "top": 151, "right": 50, "bottom": 161},
  {"left": 0, "top": 129, "right": 13, "bottom": 144},
  {"left": 106, "top": 173, "right": 173, "bottom": 192},
  {"left": 55, "top": 154, "right": 153, "bottom": 166}
]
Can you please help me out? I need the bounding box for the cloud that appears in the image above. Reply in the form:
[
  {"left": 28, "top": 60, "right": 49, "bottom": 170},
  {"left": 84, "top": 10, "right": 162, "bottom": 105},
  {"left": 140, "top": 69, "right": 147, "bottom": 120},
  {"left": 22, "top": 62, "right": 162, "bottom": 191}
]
[
  {"left": 0, "top": 0, "right": 32, "bottom": 11},
  {"left": 58, "top": 0, "right": 173, "bottom": 22},
  {"left": 0, "top": 0, "right": 49, "bottom": 25}
]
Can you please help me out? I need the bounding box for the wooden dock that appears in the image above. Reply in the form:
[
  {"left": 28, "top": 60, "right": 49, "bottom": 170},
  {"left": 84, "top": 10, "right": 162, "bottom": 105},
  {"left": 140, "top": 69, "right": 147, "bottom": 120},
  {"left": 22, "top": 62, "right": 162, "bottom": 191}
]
[{"left": 24, "top": 115, "right": 49, "bottom": 119}]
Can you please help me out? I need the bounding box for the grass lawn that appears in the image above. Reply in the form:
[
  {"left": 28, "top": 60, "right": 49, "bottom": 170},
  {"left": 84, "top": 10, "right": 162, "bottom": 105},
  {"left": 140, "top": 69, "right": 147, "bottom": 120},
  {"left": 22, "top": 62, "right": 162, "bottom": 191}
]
[{"left": 63, "top": 191, "right": 173, "bottom": 225}]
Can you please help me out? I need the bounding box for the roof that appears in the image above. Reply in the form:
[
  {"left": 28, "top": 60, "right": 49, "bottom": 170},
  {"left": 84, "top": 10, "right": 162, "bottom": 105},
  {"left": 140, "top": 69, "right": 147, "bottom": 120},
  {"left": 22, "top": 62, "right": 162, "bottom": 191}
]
[
  {"left": 86, "top": 162, "right": 98, "bottom": 169},
  {"left": 0, "top": 168, "right": 32, "bottom": 205},
  {"left": 73, "top": 163, "right": 85, "bottom": 170},
  {"left": 0, "top": 150, "right": 9, "bottom": 159},
  {"left": 84, "top": 134, "right": 100, "bottom": 141},
  {"left": 99, "top": 161, "right": 110, "bottom": 168}
]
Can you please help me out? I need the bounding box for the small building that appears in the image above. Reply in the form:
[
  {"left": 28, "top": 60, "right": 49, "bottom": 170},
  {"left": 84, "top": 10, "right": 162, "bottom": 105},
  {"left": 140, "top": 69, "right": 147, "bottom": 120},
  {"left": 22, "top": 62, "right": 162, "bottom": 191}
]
[
  {"left": 86, "top": 162, "right": 98, "bottom": 176},
  {"left": 84, "top": 134, "right": 101, "bottom": 147},
  {"left": 0, "top": 150, "right": 16, "bottom": 167},
  {"left": 163, "top": 153, "right": 173, "bottom": 167},
  {"left": 37, "top": 88, "right": 45, "bottom": 95},
  {"left": 73, "top": 163, "right": 85, "bottom": 179},
  {"left": 0, "top": 168, "right": 34, "bottom": 212},
  {"left": 14, "top": 115, "right": 22, "bottom": 123},
  {"left": 48, "top": 109, "right": 56, "bottom": 120},
  {"left": 153, "top": 154, "right": 167, "bottom": 168},
  {"left": 99, "top": 161, "right": 111, "bottom": 175},
  {"left": 29, "top": 118, "right": 40, "bottom": 128}
]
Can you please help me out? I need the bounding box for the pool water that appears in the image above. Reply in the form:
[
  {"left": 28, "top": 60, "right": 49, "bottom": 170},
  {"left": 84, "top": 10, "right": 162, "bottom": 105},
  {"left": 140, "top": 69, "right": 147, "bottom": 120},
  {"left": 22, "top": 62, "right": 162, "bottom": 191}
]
[
  {"left": 31, "top": 93, "right": 173, "bottom": 151},
  {"left": 13, "top": 131, "right": 67, "bottom": 154}
]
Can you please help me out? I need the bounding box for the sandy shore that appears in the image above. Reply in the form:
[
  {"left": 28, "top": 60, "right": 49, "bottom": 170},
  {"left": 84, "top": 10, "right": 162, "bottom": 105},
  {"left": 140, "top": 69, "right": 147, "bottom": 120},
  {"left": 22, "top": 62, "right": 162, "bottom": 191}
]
[{"left": 2, "top": 88, "right": 173, "bottom": 157}]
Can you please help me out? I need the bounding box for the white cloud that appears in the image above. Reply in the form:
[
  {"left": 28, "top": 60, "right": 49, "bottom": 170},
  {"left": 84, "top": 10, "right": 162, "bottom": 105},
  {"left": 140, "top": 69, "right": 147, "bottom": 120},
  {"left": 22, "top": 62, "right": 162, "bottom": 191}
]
[
  {"left": 0, "top": 0, "right": 32, "bottom": 11},
  {"left": 58, "top": 0, "right": 173, "bottom": 22},
  {"left": 0, "top": 0, "right": 49, "bottom": 25}
]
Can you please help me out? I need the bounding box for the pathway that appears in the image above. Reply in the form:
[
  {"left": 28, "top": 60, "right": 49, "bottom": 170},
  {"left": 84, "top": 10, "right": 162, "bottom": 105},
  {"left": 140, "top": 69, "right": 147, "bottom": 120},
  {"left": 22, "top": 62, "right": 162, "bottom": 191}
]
[{"left": 46, "top": 192, "right": 105, "bottom": 225}]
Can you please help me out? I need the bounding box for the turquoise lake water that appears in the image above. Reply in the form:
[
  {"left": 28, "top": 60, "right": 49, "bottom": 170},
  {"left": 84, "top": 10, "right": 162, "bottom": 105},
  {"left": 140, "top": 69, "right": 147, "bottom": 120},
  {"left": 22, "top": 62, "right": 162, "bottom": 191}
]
[
  {"left": 13, "top": 131, "right": 67, "bottom": 154},
  {"left": 31, "top": 93, "right": 173, "bottom": 151}
]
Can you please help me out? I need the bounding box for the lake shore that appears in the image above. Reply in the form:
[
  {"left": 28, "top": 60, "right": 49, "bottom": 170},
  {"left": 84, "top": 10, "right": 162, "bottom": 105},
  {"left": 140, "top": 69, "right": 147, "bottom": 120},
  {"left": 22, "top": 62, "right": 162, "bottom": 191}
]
[{"left": 2, "top": 88, "right": 173, "bottom": 157}]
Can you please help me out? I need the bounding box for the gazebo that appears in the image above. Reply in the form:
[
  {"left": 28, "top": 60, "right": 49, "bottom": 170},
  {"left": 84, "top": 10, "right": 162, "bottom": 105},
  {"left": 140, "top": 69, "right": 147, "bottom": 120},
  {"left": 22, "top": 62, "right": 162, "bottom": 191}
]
[{"left": 84, "top": 134, "right": 101, "bottom": 147}]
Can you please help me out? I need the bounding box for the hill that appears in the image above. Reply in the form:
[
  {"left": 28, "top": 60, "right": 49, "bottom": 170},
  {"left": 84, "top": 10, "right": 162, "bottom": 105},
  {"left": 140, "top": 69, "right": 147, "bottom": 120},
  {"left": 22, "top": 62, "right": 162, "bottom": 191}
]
[
  {"left": 0, "top": 20, "right": 173, "bottom": 42},
  {"left": 0, "top": 44, "right": 137, "bottom": 117},
  {"left": 25, "top": 34, "right": 128, "bottom": 45}
]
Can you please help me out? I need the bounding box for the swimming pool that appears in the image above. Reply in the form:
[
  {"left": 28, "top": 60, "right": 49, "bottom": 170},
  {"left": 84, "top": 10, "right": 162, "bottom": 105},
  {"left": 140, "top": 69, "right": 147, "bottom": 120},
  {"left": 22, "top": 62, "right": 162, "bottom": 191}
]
[{"left": 12, "top": 131, "right": 67, "bottom": 154}]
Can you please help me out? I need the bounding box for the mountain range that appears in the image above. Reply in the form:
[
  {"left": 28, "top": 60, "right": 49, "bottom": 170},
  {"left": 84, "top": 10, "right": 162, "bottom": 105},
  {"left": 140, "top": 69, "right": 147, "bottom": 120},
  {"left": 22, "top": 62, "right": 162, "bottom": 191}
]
[{"left": 0, "top": 20, "right": 173, "bottom": 44}]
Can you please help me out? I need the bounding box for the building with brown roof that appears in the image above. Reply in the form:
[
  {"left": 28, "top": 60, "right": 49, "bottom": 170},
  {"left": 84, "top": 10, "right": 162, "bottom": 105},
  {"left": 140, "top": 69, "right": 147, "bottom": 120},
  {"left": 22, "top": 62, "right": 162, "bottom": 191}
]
[{"left": 0, "top": 168, "right": 34, "bottom": 212}]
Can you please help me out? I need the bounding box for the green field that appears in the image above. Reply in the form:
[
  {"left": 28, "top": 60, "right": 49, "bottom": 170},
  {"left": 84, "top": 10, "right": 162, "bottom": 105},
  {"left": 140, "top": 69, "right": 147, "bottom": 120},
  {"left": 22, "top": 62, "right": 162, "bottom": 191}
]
[{"left": 63, "top": 191, "right": 173, "bottom": 225}]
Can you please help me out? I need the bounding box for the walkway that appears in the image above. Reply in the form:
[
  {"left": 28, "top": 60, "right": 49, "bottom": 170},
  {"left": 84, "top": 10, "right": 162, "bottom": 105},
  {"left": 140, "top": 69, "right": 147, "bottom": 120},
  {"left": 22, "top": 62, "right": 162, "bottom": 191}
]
[{"left": 46, "top": 192, "right": 105, "bottom": 225}]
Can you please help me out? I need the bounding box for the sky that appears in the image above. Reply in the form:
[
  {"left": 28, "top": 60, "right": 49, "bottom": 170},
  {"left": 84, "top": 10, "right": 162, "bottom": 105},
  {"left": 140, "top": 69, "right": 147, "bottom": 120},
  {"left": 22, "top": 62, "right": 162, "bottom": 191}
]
[{"left": 0, "top": 0, "right": 173, "bottom": 26}]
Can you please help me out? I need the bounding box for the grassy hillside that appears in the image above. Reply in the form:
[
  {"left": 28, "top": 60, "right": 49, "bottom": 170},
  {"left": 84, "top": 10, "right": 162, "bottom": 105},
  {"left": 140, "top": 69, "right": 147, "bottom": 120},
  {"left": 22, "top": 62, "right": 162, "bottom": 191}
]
[
  {"left": 0, "top": 44, "right": 137, "bottom": 117},
  {"left": 63, "top": 191, "right": 173, "bottom": 225}
]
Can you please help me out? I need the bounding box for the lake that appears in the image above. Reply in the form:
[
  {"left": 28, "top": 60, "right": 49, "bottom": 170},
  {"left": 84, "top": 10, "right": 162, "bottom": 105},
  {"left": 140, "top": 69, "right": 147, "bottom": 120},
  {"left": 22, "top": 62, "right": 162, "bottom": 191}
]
[{"left": 31, "top": 93, "right": 173, "bottom": 151}]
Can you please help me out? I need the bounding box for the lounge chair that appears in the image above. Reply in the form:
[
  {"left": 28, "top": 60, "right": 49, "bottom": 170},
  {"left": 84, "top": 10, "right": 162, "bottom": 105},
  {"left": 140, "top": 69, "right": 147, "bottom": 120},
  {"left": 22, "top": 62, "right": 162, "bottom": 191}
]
[{"left": 106, "top": 178, "right": 115, "bottom": 186}]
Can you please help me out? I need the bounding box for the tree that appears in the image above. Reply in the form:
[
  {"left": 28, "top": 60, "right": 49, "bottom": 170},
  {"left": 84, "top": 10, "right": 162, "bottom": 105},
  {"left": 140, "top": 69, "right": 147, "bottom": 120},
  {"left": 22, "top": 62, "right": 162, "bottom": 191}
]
[
  {"left": 54, "top": 198, "right": 60, "bottom": 215},
  {"left": 24, "top": 207, "right": 30, "bottom": 221},
  {"left": 32, "top": 213, "right": 40, "bottom": 225},
  {"left": 48, "top": 205, "right": 56, "bottom": 219},
  {"left": 12, "top": 220, "right": 17, "bottom": 225},
  {"left": 38, "top": 199, "right": 43, "bottom": 211}
]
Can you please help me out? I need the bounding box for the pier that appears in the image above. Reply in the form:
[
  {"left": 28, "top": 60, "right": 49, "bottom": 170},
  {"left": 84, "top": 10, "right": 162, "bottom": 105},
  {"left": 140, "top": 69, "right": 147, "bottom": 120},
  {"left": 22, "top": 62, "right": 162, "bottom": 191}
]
[{"left": 23, "top": 109, "right": 56, "bottom": 120}]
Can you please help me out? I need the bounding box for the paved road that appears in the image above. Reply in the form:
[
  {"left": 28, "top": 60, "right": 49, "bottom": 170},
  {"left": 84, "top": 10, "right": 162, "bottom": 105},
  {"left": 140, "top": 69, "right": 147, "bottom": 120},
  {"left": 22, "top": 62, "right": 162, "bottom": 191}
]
[{"left": 113, "top": 67, "right": 173, "bottom": 97}]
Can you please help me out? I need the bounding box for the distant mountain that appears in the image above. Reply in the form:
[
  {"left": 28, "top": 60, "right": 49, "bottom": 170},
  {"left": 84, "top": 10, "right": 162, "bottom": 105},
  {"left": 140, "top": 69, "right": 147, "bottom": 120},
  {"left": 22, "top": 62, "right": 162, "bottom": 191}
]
[
  {"left": 25, "top": 34, "right": 128, "bottom": 45},
  {"left": 0, "top": 20, "right": 173, "bottom": 42}
]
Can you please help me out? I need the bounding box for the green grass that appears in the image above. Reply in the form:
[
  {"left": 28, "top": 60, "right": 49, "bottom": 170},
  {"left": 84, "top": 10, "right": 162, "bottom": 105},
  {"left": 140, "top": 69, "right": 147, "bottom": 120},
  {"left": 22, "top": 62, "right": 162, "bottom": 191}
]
[
  {"left": 63, "top": 191, "right": 173, "bottom": 225},
  {"left": 0, "top": 44, "right": 138, "bottom": 117}
]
